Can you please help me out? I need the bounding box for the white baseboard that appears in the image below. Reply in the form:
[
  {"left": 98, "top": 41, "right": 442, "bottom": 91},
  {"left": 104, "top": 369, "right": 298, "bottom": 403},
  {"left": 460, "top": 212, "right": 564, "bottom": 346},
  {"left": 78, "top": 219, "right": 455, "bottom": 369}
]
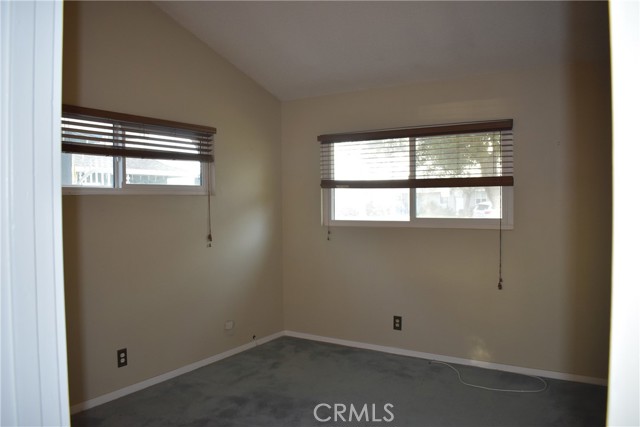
[
  {"left": 283, "top": 330, "right": 608, "bottom": 386},
  {"left": 71, "top": 329, "right": 607, "bottom": 414},
  {"left": 70, "top": 331, "right": 284, "bottom": 414}
]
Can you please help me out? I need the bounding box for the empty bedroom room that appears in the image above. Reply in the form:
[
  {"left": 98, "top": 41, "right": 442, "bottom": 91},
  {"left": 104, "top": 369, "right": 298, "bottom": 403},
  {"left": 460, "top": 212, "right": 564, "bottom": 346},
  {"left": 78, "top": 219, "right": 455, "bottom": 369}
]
[{"left": 56, "top": 1, "right": 616, "bottom": 426}]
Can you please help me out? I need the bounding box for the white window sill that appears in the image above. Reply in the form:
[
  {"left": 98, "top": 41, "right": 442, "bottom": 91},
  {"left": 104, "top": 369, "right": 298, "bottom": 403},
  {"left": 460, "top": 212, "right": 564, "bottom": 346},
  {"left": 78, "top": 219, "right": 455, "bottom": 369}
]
[
  {"left": 62, "top": 185, "right": 209, "bottom": 196},
  {"left": 327, "top": 218, "right": 513, "bottom": 230}
]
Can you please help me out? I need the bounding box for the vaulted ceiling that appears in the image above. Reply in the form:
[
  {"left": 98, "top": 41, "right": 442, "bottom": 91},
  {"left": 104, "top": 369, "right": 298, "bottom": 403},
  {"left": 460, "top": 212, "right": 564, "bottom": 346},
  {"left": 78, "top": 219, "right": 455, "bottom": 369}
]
[{"left": 155, "top": 1, "right": 609, "bottom": 101}]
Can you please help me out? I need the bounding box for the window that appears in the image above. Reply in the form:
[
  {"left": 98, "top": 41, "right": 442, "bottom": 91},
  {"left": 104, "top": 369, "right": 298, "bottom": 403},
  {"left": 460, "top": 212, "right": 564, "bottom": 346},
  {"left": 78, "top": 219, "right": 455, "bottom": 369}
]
[
  {"left": 61, "top": 105, "right": 216, "bottom": 195},
  {"left": 318, "top": 120, "right": 513, "bottom": 229}
]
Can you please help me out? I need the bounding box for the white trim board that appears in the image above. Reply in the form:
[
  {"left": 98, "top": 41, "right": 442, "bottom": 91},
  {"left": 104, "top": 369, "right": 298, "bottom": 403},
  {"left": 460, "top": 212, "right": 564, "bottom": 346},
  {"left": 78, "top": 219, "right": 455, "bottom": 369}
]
[
  {"left": 1, "top": 1, "right": 69, "bottom": 425},
  {"left": 284, "top": 331, "right": 608, "bottom": 386},
  {"left": 70, "top": 332, "right": 284, "bottom": 414},
  {"left": 71, "top": 329, "right": 607, "bottom": 414}
]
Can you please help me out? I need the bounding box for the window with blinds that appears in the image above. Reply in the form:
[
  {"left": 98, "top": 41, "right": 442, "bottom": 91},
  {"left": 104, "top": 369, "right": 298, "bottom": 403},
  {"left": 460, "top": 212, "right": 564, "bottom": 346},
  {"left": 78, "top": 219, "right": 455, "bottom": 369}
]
[
  {"left": 317, "top": 120, "right": 514, "bottom": 228},
  {"left": 61, "top": 105, "right": 216, "bottom": 193}
]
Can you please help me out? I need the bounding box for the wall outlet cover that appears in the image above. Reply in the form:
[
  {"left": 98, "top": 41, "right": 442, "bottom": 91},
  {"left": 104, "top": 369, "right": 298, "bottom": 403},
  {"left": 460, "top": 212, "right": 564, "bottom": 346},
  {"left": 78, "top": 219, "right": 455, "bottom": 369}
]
[
  {"left": 117, "top": 348, "right": 127, "bottom": 368},
  {"left": 393, "top": 316, "right": 402, "bottom": 331}
]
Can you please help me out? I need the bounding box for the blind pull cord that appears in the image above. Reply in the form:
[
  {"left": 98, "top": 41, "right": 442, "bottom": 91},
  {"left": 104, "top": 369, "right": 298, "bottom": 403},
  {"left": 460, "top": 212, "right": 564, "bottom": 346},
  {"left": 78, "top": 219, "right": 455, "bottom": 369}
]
[
  {"left": 498, "top": 159, "right": 504, "bottom": 290},
  {"left": 206, "top": 164, "right": 213, "bottom": 248}
]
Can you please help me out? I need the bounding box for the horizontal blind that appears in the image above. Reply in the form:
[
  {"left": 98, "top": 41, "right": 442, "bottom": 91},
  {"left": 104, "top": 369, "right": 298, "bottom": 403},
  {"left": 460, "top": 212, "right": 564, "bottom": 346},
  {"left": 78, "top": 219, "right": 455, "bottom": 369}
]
[
  {"left": 318, "top": 120, "right": 513, "bottom": 189},
  {"left": 61, "top": 105, "right": 216, "bottom": 163}
]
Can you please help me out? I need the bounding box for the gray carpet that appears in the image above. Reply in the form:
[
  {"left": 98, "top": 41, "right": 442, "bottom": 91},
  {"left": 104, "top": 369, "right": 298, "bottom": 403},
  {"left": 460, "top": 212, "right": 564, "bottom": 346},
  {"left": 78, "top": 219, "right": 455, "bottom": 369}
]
[{"left": 72, "top": 337, "right": 606, "bottom": 427}]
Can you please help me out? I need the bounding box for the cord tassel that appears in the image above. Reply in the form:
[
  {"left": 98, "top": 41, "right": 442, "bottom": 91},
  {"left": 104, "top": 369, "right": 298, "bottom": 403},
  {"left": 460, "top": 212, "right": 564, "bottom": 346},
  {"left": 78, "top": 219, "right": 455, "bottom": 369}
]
[
  {"left": 498, "top": 154, "right": 504, "bottom": 290},
  {"left": 206, "top": 164, "right": 213, "bottom": 247}
]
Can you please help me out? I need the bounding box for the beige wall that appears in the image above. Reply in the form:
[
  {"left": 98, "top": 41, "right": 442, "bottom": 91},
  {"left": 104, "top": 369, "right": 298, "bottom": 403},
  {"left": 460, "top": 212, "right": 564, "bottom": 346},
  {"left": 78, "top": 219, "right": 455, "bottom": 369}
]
[
  {"left": 63, "top": 0, "right": 612, "bottom": 407},
  {"left": 282, "top": 62, "right": 612, "bottom": 379},
  {"left": 62, "top": 1, "right": 282, "bottom": 405}
]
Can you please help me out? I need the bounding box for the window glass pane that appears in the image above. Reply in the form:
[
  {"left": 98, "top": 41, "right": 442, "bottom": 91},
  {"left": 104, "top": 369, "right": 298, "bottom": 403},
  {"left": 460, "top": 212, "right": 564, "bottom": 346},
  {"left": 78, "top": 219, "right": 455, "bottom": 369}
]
[
  {"left": 415, "top": 132, "right": 502, "bottom": 179},
  {"left": 124, "top": 130, "right": 201, "bottom": 157},
  {"left": 125, "top": 158, "right": 201, "bottom": 186},
  {"left": 61, "top": 153, "right": 114, "bottom": 187},
  {"left": 334, "top": 188, "right": 409, "bottom": 221},
  {"left": 333, "top": 138, "right": 410, "bottom": 180},
  {"left": 416, "top": 186, "right": 501, "bottom": 219}
]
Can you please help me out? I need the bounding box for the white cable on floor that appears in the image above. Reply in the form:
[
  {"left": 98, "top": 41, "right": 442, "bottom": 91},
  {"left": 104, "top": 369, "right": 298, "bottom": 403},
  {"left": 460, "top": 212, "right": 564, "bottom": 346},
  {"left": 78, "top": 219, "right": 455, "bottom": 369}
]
[{"left": 430, "top": 360, "right": 548, "bottom": 393}]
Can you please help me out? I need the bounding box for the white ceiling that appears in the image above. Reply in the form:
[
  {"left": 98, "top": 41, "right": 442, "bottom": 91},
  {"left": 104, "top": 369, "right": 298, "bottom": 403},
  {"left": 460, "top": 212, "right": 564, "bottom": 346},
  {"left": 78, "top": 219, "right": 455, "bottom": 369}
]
[{"left": 155, "top": 1, "right": 609, "bottom": 101}]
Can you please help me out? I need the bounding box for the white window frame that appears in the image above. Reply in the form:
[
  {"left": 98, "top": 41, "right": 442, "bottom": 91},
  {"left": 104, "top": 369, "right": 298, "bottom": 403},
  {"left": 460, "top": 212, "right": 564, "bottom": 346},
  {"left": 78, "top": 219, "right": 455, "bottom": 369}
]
[
  {"left": 322, "top": 187, "right": 513, "bottom": 230},
  {"left": 61, "top": 105, "right": 215, "bottom": 196},
  {"left": 318, "top": 120, "right": 514, "bottom": 230},
  {"left": 62, "top": 157, "right": 213, "bottom": 196}
]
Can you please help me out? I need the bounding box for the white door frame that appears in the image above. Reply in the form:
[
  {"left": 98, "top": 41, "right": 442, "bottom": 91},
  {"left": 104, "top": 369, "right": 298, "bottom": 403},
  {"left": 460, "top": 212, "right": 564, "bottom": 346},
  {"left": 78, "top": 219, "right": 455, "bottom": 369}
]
[
  {"left": 607, "top": 1, "right": 640, "bottom": 425},
  {"left": 1, "top": 1, "right": 70, "bottom": 426}
]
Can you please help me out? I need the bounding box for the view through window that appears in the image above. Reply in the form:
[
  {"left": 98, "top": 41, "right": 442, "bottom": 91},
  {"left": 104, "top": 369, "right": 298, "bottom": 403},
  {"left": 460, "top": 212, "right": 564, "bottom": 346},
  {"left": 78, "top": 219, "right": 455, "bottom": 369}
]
[
  {"left": 319, "top": 121, "right": 513, "bottom": 228},
  {"left": 61, "top": 105, "right": 215, "bottom": 194}
]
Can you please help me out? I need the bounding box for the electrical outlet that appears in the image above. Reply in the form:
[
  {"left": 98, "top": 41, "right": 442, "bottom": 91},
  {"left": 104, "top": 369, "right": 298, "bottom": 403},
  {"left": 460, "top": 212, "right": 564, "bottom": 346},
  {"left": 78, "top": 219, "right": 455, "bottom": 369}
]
[
  {"left": 393, "top": 316, "right": 402, "bottom": 331},
  {"left": 117, "top": 348, "right": 127, "bottom": 368}
]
